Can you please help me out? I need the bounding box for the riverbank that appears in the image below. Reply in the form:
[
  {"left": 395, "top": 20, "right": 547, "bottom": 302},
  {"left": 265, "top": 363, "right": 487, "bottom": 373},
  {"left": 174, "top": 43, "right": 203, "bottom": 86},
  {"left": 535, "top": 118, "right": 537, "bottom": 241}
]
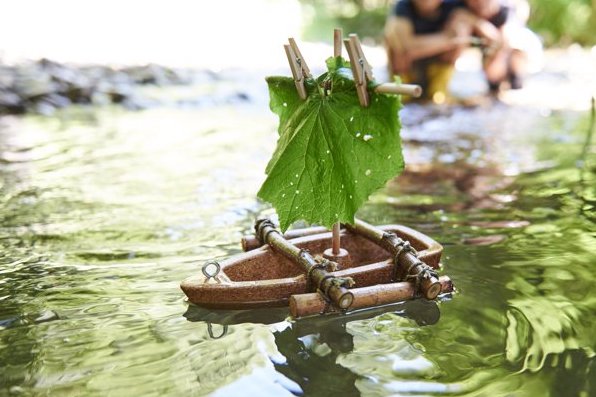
[
  {"left": 0, "top": 60, "right": 194, "bottom": 115},
  {"left": 1, "top": 46, "right": 595, "bottom": 117}
]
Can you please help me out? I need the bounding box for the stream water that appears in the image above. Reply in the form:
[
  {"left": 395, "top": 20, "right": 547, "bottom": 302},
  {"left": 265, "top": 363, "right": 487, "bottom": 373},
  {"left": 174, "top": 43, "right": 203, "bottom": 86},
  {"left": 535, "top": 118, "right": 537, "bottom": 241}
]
[{"left": 0, "top": 78, "right": 594, "bottom": 396}]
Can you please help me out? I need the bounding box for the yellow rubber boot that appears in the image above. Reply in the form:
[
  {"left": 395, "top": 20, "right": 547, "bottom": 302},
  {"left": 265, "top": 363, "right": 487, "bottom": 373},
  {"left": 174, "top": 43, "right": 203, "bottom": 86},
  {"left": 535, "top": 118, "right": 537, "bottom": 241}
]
[
  {"left": 394, "top": 62, "right": 453, "bottom": 103},
  {"left": 426, "top": 63, "right": 454, "bottom": 104}
]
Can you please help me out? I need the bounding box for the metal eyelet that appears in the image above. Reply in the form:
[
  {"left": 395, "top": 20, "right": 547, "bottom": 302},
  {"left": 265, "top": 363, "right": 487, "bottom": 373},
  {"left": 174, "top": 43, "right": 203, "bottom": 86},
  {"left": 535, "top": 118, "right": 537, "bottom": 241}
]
[{"left": 202, "top": 260, "right": 221, "bottom": 283}]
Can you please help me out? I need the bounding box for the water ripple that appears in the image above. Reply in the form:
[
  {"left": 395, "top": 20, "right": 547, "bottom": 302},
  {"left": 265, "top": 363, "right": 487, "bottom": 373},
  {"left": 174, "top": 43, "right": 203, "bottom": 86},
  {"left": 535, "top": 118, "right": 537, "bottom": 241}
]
[{"left": 0, "top": 101, "right": 594, "bottom": 396}]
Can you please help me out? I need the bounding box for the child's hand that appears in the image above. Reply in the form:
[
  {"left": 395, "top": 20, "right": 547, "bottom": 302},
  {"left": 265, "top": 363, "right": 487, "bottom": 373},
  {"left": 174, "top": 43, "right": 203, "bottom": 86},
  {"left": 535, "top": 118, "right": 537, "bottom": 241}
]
[
  {"left": 475, "top": 20, "right": 505, "bottom": 57},
  {"left": 484, "top": 33, "right": 505, "bottom": 57}
]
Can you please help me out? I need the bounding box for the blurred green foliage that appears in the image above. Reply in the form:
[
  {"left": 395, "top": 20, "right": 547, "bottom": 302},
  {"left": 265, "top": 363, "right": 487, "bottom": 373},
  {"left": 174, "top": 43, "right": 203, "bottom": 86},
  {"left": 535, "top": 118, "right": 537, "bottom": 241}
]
[
  {"left": 527, "top": 0, "right": 596, "bottom": 46},
  {"left": 299, "top": 0, "right": 391, "bottom": 43},
  {"left": 299, "top": 0, "right": 596, "bottom": 46}
]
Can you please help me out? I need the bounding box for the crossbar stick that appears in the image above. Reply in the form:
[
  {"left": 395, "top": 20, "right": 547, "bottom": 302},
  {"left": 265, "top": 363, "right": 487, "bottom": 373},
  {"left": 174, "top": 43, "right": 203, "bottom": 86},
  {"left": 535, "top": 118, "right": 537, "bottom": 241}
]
[{"left": 376, "top": 83, "right": 422, "bottom": 97}]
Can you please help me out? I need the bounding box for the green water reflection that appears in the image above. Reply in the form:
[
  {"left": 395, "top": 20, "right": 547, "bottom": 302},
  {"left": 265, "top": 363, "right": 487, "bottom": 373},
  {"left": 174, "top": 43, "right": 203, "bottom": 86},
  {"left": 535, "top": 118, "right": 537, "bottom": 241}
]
[{"left": 0, "top": 103, "right": 594, "bottom": 396}]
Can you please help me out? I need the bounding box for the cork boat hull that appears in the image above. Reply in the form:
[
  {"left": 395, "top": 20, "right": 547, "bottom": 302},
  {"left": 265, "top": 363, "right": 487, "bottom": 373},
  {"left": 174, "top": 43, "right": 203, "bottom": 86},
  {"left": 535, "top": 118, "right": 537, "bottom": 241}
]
[{"left": 180, "top": 225, "right": 443, "bottom": 309}]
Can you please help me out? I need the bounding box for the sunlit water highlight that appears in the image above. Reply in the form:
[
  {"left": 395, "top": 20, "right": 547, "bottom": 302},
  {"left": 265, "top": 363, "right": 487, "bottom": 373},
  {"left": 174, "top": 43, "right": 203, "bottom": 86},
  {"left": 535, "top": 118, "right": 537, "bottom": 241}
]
[{"left": 0, "top": 81, "right": 594, "bottom": 396}]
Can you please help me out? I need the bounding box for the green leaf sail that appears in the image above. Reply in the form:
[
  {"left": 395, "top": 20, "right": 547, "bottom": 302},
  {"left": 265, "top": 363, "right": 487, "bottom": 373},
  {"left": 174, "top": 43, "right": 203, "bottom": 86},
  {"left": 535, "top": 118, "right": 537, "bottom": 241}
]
[{"left": 258, "top": 57, "right": 404, "bottom": 231}]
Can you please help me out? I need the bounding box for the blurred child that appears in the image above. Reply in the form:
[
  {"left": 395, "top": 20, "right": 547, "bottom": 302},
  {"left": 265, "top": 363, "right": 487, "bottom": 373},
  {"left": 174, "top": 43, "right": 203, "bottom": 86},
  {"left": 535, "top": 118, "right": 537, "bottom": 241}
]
[
  {"left": 463, "top": 0, "right": 543, "bottom": 93},
  {"left": 384, "top": 0, "right": 471, "bottom": 102}
]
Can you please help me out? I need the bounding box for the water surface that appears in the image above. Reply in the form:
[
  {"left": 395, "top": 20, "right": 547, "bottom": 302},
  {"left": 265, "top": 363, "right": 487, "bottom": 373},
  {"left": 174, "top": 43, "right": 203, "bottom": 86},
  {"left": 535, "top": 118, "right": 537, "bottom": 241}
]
[{"left": 0, "top": 95, "right": 594, "bottom": 396}]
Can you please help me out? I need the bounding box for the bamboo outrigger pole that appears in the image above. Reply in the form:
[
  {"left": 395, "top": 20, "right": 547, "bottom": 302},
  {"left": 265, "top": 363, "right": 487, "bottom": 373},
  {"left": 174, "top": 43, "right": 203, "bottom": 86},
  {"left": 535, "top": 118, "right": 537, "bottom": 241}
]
[
  {"left": 290, "top": 276, "right": 453, "bottom": 318},
  {"left": 345, "top": 219, "right": 441, "bottom": 300},
  {"left": 255, "top": 218, "right": 355, "bottom": 310}
]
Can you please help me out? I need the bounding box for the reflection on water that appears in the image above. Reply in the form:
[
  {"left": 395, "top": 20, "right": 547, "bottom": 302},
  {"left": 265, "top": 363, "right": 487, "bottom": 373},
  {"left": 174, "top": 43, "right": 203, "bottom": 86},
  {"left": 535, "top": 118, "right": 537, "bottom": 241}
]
[{"left": 0, "top": 98, "right": 594, "bottom": 396}]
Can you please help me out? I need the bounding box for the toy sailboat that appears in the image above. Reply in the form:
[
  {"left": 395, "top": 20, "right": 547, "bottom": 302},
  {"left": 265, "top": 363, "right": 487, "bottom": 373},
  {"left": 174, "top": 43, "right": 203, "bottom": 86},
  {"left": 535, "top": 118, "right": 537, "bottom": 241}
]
[
  {"left": 181, "top": 218, "right": 453, "bottom": 318},
  {"left": 181, "top": 31, "right": 453, "bottom": 318}
]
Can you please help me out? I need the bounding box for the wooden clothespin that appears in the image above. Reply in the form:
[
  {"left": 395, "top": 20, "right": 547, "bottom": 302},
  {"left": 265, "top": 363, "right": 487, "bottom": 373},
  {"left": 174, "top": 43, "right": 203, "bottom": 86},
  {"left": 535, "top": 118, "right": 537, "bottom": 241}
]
[
  {"left": 344, "top": 34, "right": 374, "bottom": 107},
  {"left": 349, "top": 34, "right": 374, "bottom": 81},
  {"left": 284, "top": 38, "right": 311, "bottom": 100}
]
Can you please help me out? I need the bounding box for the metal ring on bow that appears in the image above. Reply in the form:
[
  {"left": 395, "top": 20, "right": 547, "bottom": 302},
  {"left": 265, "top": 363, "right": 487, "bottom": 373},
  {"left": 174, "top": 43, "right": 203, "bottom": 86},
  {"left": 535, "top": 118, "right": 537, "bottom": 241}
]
[{"left": 202, "top": 260, "right": 221, "bottom": 282}]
